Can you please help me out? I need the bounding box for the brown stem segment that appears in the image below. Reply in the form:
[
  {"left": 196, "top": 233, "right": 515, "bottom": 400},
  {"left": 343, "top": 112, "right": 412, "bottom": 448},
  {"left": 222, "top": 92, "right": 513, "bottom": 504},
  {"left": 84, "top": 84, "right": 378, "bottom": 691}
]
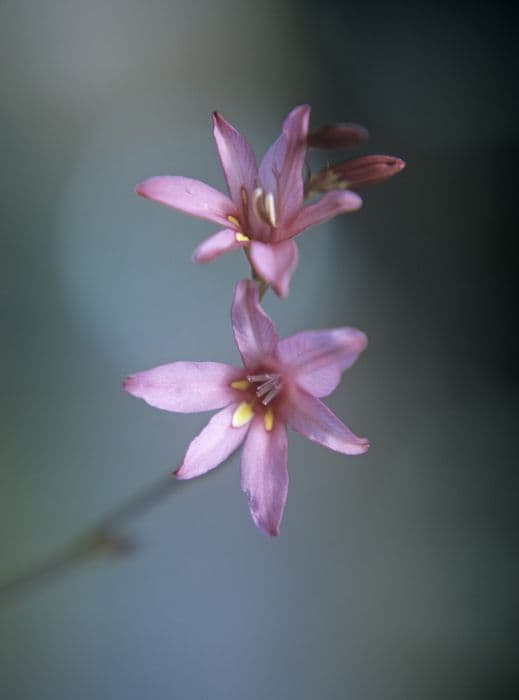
[{"left": 0, "top": 469, "right": 215, "bottom": 605}]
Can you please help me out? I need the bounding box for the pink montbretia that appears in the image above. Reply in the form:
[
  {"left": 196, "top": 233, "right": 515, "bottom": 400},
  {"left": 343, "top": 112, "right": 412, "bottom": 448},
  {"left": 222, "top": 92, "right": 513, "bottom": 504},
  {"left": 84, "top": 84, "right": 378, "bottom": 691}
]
[
  {"left": 124, "top": 280, "right": 369, "bottom": 536},
  {"left": 135, "top": 106, "right": 363, "bottom": 297}
]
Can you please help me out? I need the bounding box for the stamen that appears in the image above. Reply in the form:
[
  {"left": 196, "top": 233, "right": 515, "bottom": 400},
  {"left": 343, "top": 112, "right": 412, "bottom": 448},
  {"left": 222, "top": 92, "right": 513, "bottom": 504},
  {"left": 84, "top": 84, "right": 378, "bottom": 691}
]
[
  {"left": 261, "top": 385, "right": 282, "bottom": 406},
  {"left": 255, "top": 376, "right": 278, "bottom": 398},
  {"left": 264, "top": 192, "right": 277, "bottom": 227},
  {"left": 264, "top": 407, "right": 275, "bottom": 432},
  {"left": 247, "top": 372, "right": 283, "bottom": 406},
  {"left": 247, "top": 373, "right": 271, "bottom": 382},
  {"left": 231, "top": 379, "right": 250, "bottom": 391},
  {"left": 240, "top": 187, "right": 248, "bottom": 208},
  {"left": 227, "top": 215, "right": 240, "bottom": 228},
  {"left": 235, "top": 232, "right": 249, "bottom": 242},
  {"left": 232, "top": 401, "right": 255, "bottom": 428},
  {"left": 252, "top": 187, "right": 265, "bottom": 222}
]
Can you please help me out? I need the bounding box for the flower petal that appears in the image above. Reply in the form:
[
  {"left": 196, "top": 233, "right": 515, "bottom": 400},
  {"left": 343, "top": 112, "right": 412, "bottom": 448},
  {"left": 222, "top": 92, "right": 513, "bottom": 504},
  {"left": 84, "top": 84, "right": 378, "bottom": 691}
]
[
  {"left": 212, "top": 112, "right": 258, "bottom": 211},
  {"left": 259, "top": 105, "right": 310, "bottom": 223},
  {"left": 283, "top": 389, "right": 369, "bottom": 455},
  {"left": 231, "top": 280, "right": 278, "bottom": 369},
  {"left": 278, "top": 328, "right": 368, "bottom": 397},
  {"left": 240, "top": 414, "right": 288, "bottom": 536},
  {"left": 287, "top": 190, "right": 362, "bottom": 237},
  {"left": 124, "top": 362, "right": 240, "bottom": 413},
  {"left": 135, "top": 176, "right": 238, "bottom": 227},
  {"left": 176, "top": 403, "right": 249, "bottom": 479},
  {"left": 248, "top": 239, "right": 299, "bottom": 298},
  {"left": 192, "top": 228, "right": 249, "bottom": 263}
]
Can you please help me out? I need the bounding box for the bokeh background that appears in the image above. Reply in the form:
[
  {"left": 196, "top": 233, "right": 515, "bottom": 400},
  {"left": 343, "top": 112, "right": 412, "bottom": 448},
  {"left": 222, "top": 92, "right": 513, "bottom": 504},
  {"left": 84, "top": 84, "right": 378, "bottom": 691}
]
[{"left": 1, "top": 1, "right": 518, "bottom": 698}]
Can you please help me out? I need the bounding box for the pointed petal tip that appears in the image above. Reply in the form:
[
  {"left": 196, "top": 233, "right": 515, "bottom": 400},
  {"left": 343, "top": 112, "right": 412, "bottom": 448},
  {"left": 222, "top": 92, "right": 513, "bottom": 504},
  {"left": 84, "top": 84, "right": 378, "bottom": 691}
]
[
  {"left": 256, "top": 517, "right": 280, "bottom": 537},
  {"left": 339, "top": 437, "right": 370, "bottom": 455},
  {"left": 344, "top": 436, "right": 370, "bottom": 455},
  {"left": 284, "top": 104, "right": 311, "bottom": 136},
  {"left": 134, "top": 181, "right": 147, "bottom": 197},
  {"left": 365, "top": 155, "right": 406, "bottom": 177},
  {"left": 245, "top": 491, "right": 281, "bottom": 537},
  {"left": 134, "top": 176, "right": 167, "bottom": 201},
  {"left": 175, "top": 463, "right": 204, "bottom": 480},
  {"left": 123, "top": 375, "right": 137, "bottom": 394},
  {"left": 347, "top": 190, "right": 363, "bottom": 210},
  {"left": 353, "top": 330, "right": 369, "bottom": 352},
  {"left": 356, "top": 438, "right": 370, "bottom": 453},
  {"left": 192, "top": 229, "right": 248, "bottom": 264},
  {"left": 211, "top": 110, "right": 223, "bottom": 127}
]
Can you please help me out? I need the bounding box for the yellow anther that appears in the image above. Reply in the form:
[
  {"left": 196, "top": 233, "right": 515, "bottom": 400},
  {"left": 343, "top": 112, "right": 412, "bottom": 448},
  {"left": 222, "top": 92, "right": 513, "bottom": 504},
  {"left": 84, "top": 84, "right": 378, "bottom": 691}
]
[
  {"left": 264, "top": 192, "right": 277, "bottom": 228},
  {"left": 231, "top": 379, "right": 250, "bottom": 391},
  {"left": 232, "top": 401, "right": 255, "bottom": 428},
  {"left": 235, "top": 232, "right": 250, "bottom": 242},
  {"left": 227, "top": 215, "right": 241, "bottom": 228},
  {"left": 264, "top": 407, "right": 275, "bottom": 432}
]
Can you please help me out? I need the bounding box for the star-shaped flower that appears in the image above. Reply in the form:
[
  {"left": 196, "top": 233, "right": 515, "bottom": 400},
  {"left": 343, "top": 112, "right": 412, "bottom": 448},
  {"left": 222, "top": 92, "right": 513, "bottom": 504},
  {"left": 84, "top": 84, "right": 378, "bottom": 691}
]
[
  {"left": 124, "top": 280, "right": 369, "bottom": 535},
  {"left": 135, "top": 106, "right": 363, "bottom": 297}
]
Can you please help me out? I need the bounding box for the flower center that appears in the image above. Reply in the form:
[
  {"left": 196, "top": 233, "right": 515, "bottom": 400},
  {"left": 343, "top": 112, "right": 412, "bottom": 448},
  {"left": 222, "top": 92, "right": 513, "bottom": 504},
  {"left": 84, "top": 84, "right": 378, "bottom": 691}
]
[
  {"left": 247, "top": 372, "right": 283, "bottom": 405},
  {"left": 230, "top": 373, "right": 283, "bottom": 431}
]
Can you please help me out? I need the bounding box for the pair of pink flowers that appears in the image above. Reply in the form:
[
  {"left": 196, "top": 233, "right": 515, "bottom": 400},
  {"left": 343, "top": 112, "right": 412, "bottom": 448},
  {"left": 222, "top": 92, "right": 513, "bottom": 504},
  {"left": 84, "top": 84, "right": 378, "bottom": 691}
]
[
  {"left": 127, "top": 106, "right": 404, "bottom": 535},
  {"left": 136, "top": 105, "right": 404, "bottom": 297}
]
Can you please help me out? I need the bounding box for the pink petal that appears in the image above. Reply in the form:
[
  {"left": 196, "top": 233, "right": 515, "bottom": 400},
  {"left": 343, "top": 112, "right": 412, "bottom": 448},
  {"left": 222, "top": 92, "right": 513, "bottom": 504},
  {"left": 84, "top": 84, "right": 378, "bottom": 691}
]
[
  {"left": 277, "top": 328, "right": 367, "bottom": 398},
  {"left": 135, "top": 176, "right": 239, "bottom": 228},
  {"left": 283, "top": 389, "right": 369, "bottom": 455},
  {"left": 124, "top": 362, "right": 240, "bottom": 413},
  {"left": 287, "top": 190, "right": 362, "bottom": 237},
  {"left": 248, "top": 239, "right": 299, "bottom": 298},
  {"left": 231, "top": 280, "right": 278, "bottom": 369},
  {"left": 212, "top": 112, "right": 258, "bottom": 211},
  {"left": 240, "top": 414, "right": 288, "bottom": 536},
  {"left": 176, "top": 403, "right": 249, "bottom": 479},
  {"left": 259, "top": 105, "right": 310, "bottom": 223},
  {"left": 192, "top": 228, "right": 249, "bottom": 263}
]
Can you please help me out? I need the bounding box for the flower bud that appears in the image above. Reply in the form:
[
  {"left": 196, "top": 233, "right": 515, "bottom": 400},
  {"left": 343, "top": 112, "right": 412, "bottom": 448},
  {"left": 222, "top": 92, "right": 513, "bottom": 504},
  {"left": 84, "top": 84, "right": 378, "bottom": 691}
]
[
  {"left": 307, "top": 155, "right": 405, "bottom": 195},
  {"left": 307, "top": 123, "right": 369, "bottom": 150}
]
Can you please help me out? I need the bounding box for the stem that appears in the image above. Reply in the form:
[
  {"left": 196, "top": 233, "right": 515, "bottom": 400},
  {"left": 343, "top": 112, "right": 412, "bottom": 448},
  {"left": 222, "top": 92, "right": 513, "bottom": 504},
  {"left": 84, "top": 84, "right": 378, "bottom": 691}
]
[
  {"left": 253, "top": 272, "right": 269, "bottom": 301},
  {"left": 243, "top": 247, "right": 269, "bottom": 300},
  {"left": 0, "top": 469, "right": 213, "bottom": 605}
]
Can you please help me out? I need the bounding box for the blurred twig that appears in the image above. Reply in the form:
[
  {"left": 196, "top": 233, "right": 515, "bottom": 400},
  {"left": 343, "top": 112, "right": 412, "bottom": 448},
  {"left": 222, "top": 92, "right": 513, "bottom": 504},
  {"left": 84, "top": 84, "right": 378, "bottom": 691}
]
[{"left": 0, "top": 470, "right": 202, "bottom": 605}]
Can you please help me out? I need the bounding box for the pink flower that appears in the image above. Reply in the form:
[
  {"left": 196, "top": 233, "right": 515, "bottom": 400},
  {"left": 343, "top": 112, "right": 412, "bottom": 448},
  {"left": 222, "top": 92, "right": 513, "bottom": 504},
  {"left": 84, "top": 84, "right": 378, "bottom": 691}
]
[
  {"left": 135, "top": 106, "right": 362, "bottom": 297},
  {"left": 124, "top": 280, "right": 369, "bottom": 536}
]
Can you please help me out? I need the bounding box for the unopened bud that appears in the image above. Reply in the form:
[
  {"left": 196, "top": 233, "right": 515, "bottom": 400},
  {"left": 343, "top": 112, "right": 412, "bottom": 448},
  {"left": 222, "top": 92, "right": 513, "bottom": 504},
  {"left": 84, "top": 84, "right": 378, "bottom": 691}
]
[
  {"left": 307, "top": 123, "right": 369, "bottom": 150},
  {"left": 307, "top": 155, "right": 405, "bottom": 195}
]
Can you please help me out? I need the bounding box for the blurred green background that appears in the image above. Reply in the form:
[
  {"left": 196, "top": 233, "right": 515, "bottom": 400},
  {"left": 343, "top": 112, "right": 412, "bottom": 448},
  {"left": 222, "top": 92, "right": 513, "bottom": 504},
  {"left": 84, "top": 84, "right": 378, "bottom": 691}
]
[{"left": 1, "top": 1, "right": 517, "bottom": 698}]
